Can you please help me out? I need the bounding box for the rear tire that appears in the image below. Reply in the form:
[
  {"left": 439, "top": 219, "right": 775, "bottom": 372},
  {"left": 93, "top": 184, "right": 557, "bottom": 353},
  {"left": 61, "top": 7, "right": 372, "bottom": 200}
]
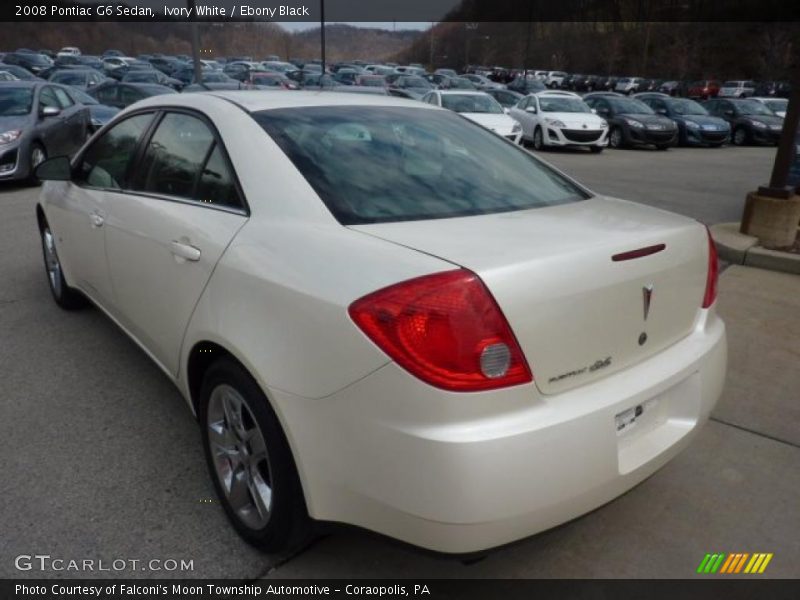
[
  {"left": 40, "top": 221, "right": 87, "bottom": 310},
  {"left": 199, "top": 359, "right": 311, "bottom": 553}
]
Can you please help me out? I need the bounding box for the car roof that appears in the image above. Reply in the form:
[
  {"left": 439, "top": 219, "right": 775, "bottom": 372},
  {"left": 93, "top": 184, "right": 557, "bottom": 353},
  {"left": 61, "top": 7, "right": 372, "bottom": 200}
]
[
  {"left": 535, "top": 90, "right": 580, "bottom": 98},
  {"left": 0, "top": 80, "right": 42, "bottom": 89},
  {"left": 132, "top": 90, "right": 438, "bottom": 113},
  {"left": 437, "top": 90, "right": 489, "bottom": 96}
]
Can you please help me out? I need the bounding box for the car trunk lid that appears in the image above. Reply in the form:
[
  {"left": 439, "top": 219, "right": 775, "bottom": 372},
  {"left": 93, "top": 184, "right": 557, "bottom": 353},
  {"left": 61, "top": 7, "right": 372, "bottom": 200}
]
[{"left": 350, "top": 196, "right": 708, "bottom": 395}]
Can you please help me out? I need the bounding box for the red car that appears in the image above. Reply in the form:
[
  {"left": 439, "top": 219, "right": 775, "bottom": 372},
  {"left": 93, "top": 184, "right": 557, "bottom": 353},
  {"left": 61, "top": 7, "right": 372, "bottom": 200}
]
[{"left": 687, "top": 79, "right": 721, "bottom": 100}]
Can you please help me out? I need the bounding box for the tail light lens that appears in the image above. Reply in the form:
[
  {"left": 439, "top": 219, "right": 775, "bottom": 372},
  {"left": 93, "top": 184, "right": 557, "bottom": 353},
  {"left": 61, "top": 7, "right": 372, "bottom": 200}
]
[
  {"left": 702, "top": 226, "right": 719, "bottom": 308},
  {"left": 349, "top": 270, "right": 532, "bottom": 392}
]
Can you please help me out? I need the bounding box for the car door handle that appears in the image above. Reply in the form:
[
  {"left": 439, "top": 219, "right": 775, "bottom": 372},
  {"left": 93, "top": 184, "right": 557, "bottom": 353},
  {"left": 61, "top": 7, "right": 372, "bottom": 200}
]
[
  {"left": 89, "top": 213, "right": 104, "bottom": 227},
  {"left": 170, "top": 241, "right": 201, "bottom": 262}
]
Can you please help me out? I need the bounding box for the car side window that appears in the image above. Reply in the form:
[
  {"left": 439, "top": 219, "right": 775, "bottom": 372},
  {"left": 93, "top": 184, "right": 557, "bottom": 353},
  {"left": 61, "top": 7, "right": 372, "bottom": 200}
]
[
  {"left": 133, "top": 112, "right": 241, "bottom": 209},
  {"left": 53, "top": 87, "right": 74, "bottom": 108},
  {"left": 76, "top": 113, "right": 154, "bottom": 189},
  {"left": 93, "top": 85, "right": 117, "bottom": 104},
  {"left": 39, "top": 86, "right": 60, "bottom": 110},
  {"left": 120, "top": 87, "right": 143, "bottom": 106}
]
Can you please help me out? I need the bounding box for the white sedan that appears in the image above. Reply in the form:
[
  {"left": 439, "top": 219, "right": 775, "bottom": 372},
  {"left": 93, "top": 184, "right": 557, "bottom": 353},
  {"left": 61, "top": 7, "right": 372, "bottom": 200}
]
[
  {"left": 509, "top": 90, "right": 609, "bottom": 152},
  {"left": 422, "top": 90, "right": 523, "bottom": 144},
  {"left": 35, "top": 91, "right": 726, "bottom": 554}
]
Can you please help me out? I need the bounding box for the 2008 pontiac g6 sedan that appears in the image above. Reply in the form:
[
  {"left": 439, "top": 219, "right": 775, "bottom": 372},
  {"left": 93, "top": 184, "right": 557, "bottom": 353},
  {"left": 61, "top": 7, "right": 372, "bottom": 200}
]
[{"left": 35, "top": 91, "right": 726, "bottom": 554}]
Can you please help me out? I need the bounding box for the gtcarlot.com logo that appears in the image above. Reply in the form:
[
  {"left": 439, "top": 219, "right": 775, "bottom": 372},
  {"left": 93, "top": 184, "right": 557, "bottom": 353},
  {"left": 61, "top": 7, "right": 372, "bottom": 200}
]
[
  {"left": 14, "top": 554, "right": 194, "bottom": 572},
  {"left": 697, "top": 552, "right": 774, "bottom": 574}
]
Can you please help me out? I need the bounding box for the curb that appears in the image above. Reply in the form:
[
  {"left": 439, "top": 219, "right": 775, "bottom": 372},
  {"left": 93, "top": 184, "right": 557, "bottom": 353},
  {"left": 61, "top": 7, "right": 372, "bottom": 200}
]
[{"left": 710, "top": 223, "right": 800, "bottom": 275}]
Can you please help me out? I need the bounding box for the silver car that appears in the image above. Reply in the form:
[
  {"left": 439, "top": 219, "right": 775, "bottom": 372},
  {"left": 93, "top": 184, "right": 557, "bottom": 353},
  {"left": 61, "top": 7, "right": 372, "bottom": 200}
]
[{"left": 0, "top": 81, "right": 90, "bottom": 182}]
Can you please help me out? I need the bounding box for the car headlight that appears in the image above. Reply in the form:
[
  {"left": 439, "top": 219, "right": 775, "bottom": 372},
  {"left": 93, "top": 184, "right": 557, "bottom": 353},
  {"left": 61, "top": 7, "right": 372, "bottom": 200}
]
[
  {"left": 511, "top": 120, "right": 522, "bottom": 133},
  {"left": 625, "top": 118, "right": 645, "bottom": 128},
  {"left": 751, "top": 120, "right": 767, "bottom": 129},
  {"left": 686, "top": 120, "right": 700, "bottom": 129},
  {"left": 545, "top": 118, "right": 566, "bottom": 128},
  {"left": 599, "top": 120, "right": 608, "bottom": 128},
  {"left": 0, "top": 129, "right": 22, "bottom": 145}
]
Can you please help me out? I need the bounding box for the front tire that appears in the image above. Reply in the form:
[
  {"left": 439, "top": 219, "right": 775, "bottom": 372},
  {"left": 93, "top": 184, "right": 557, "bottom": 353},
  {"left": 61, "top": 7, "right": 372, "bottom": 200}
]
[
  {"left": 28, "top": 143, "right": 47, "bottom": 185},
  {"left": 609, "top": 126, "right": 623, "bottom": 149},
  {"left": 733, "top": 126, "right": 748, "bottom": 146},
  {"left": 40, "top": 223, "right": 87, "bottom": 310},
  {"left": 200, "top": 359, "right": 310, "bottom": 553},
  {"left": 532, "top": 127, "right": 544, "bottom": 150}
]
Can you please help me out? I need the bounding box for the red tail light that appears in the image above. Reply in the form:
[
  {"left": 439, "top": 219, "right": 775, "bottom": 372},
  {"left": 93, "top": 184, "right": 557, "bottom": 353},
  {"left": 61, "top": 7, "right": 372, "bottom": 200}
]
[
  {"left": 702, "top": 226, "right": 719, "bottom": 308},
  {"left": 349, "top": 270, "right": 532, "bottom": 392}
]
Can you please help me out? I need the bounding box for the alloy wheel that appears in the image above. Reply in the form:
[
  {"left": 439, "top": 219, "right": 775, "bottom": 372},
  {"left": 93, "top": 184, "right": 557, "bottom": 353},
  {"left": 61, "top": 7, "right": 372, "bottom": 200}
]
[
  {"left": 610, "top": 127, "right": 622, "bottom": 148},
  {"left": 31, "top": 146, "right": 46, "bottom": 170},
  {"left": 207, "top": 384, "right": 273, "bottom": 530},
  {"left": 533, "top": 128, "right": 543, "bottom": 150}
]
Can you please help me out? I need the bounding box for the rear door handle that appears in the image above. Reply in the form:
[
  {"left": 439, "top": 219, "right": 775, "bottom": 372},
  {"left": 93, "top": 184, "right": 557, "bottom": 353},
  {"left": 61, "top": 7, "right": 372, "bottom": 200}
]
[
  {"left": 89, "top": 213, "right": 104, "bottom": 227},
  {"left": 170, "top": 241, "right": 201, "bottom": 262}
]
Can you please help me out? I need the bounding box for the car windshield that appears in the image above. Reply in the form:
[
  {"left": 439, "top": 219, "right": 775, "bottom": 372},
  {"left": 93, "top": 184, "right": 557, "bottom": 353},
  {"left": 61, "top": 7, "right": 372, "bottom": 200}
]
[
  {"left": 255, "top": 106, "right": 588, "bottom": 225},
  {"left": 449, "top": 78, "right": 475, "bottom": 89},
  {"left": 441, "top": 94, "right": 503, "bottom": 114},
  {"left": 52, "top": 72, "right": 87, "bottom": 85},
  {"left": 669, "top": 99, "right": 708, "bottom": 115},
  {"left": 359, "top": 77, "right": 384, "bottom": 87},
  {"left": 737, "top": 100, "right": 775, "bottom": 116},
  {"left": 0, "top": 87, "right": 33, "bottom": 116},
  {"left": 399, "top": 77, "right": 431, "bottom": 89},
  {"left": 763, "top": 99, "right": 787, "bottom": 112},
  {"left": 607, "top": 98, "right": 654, "bottom": 114},
  {"left": 539, "top": 97, "right": 590, "bottom": 113}
]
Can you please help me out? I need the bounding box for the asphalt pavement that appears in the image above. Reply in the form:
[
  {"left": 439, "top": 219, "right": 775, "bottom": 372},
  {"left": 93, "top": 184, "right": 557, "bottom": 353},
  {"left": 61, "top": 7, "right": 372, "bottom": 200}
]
[{"left": 1, "top": 146, "right": 798, "bottom": 579}]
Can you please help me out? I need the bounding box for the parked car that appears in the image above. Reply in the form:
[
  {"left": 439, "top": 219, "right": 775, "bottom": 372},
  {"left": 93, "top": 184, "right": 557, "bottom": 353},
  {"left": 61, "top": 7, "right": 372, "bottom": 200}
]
[
  {"left": 2, "top": 52, "right": 53, "bottom": 76},
  {"left": 754, "top": 81, "right": 791, "bottom": 98},
  {"left": 332, "top": 69, "right": 360, "bottom": 86},
  {"left": 363, "top": 65, "right": 394, "bottom": 76},
  {"left": 484, "top": 88, "right": 525, "bottom": 110},
  {"left": 181, "top": 72, "right": 243, "bottom": 92},
  {"left": 658, "top": 81, "right": 686, "bottom": 96},
  {"left": 687, "top": 80, "right": 721, "bottom": 100},
  {"left": 421, "top": 90, "right": 522, "bottom": 143},
  {"left": 615, "top": 77, "right": 645, "bottom": 95},
  {"left": 718, "top": 80, "right": 756, "bottom": 98},
  {"left": 57, "top": 47, "right": 81, "bottom": 57},
  {"left": 635, "top": 93, "right": 730, "bottom": 146},
  {"left": 583, "top": 93, "right": 678, "bottom": 149},
  {"left": 224, "top": 61, "right": 264, "bottom": 82},
  {"left": 122, "top": 69, "right": 183, "bottom": 90},
  {"left": 460, "top": 73, "right": 504, "bottom": 90},
  {"left": 703, "top": 98, "right": 783, "bottom": 145},
  {"left": 0, "top": 81, "right": 89, "bottom": 182},
  {"left": 749, "top": 97, "right": 788, "bottom": 118},
  {"left": 0, "top": 63, "right": 41, "bottom": 81},
  {"left": 65, "top": 87, "right": 120, "bottom": 132},
  {"left": 34, "top": 91, "right": 725, "bottom": 555},
  {"left": 354, "top": 75, "right": 386, "bottom": 88},
  {"left": 102, "top": 50, "right": 125, "bottom": 58},
  {"left": 149, "top": 56, "right": 187, "bottom": 76},
  {"left": 638, "top": 79, "right": 663, "bottom": 93},
  {"left": 87, "top": 81, "right": 177, "bottom": 109},
  {"left": 245, "top": 72, "right": 299, "bottom": 90},
  {"left": 600, "top": 76, "right": 620, "bottom": 91},
  {"left": 509, "top": 91, "right": 608, "bottom": 152},
  {"left": 386, "top": 75, "right": 433, "bottom": 100},
  {"left": 433, "top": 68, "right": 458, "bottom": 78},
  {"left": 544, "top": 71, "right": 567, "bottom": 88},
  {"left": 48, "top": 69, "right": 108, "bottom": 91},
  {"left": 507, "top": 77, "right": 547, "bottom": 95}
]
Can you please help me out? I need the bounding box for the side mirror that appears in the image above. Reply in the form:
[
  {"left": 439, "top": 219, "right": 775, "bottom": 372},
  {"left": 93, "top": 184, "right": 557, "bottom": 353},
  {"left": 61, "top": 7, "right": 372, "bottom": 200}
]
[
  {"left": 40, "top": 105, "right": 61, "bottom": 118},
  {"left": 724, "top": 110, "right": 734, "bottom": 117},
  {"left": 35, "top": 156, "right": 71, "bottom": 181},
  {"left": 525, "top": 106, "right": 537, "bottom": 113},
  {"left": 656, "top": 108, "right": 667, "bottom": 115},
  {"left": 591, "top": 108, "right": 597, "bottom": 114}
]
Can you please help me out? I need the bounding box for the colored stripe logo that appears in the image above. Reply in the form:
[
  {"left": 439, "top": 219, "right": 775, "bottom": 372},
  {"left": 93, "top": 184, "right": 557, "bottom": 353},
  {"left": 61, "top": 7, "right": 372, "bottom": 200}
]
[{"left": 697, "top": 553, "right": 773, "bottom": 574}]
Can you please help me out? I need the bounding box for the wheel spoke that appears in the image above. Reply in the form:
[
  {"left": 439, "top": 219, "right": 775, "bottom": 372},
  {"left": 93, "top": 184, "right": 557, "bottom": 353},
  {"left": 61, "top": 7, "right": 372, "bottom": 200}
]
[
  {"left": 222, "top": 392, "right": 245, "bottom": 440},
  {"left": 227, "top": 469, "right": 250, "bottom": 511},
  {"left": 249, "top": 470, "right": 272, "bottom": 522}
]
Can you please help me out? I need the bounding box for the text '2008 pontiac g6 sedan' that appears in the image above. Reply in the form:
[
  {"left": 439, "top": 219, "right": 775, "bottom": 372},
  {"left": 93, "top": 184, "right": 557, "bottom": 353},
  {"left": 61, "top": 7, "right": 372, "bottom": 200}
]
[{"left": 35, "top": 91, "right": 726, "bottom": 554}]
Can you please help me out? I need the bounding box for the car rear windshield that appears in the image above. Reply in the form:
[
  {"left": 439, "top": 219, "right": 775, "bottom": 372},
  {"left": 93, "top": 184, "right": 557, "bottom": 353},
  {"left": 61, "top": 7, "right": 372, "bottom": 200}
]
[
  {"left": 254, "top": 106, "right": 589, "bottom": 225},
  {"left": 0, "top": 87, "right": 33, "bottom": 116}
]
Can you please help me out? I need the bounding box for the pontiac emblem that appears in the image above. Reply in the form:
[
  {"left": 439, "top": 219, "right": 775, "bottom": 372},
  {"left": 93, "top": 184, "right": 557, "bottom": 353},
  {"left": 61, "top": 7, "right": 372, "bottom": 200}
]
[{"left": 642, "top": 284, "right": 654, "bottom": 321}]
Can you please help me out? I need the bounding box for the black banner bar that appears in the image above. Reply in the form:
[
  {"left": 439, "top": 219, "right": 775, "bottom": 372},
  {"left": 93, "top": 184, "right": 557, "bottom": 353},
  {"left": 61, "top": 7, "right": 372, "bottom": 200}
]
[
  {"left": 3, "top": 579, "right": 800, "bottom": 600},
  {"left": 3, "top": 0, "right": 800, "bottom": 23}
]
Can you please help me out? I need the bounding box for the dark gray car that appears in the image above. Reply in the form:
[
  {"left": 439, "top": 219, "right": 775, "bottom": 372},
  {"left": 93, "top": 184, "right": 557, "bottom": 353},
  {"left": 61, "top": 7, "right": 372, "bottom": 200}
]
[{"left": 0, "top": 81, "right": 90, "bottom": 182}]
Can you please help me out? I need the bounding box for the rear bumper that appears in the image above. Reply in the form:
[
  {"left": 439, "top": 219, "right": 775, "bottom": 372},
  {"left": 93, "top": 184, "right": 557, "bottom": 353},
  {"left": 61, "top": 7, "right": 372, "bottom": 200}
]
[{"left": 273, "top": 310, "right": 727, "bottom": 553}]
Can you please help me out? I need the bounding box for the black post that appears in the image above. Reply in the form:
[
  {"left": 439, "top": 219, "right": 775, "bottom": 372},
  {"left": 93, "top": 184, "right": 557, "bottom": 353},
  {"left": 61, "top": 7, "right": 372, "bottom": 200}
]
[
  {"left": 762, "top": 65, "right": 800, "bottom": 195},
  {"left": 320, "top": 0, "right": 326, "bottom": 79},
  {"left": 187, "top": 0, "right": 202, "bottom": 85},
  {"left": 523, "top": 0, "right": 533, "bottom": 79}
]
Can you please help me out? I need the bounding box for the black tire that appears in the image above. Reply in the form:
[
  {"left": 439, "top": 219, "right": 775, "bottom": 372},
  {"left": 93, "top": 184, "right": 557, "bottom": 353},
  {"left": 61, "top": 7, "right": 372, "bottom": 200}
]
[
  {"left": 590, "top": 146, "right": 604, "bottom": 153},
  {"left": 39, "top": 220, "right": 87, "bottom": 310},
  {"left": 199, "top": 359, "right": 310, "bottom": 553},
  {"left": 732, "top": 126, "right": 748, "bottom": 146},
  {"left": 609, "top": 126, "right": 623, "bottom": 149},
  {"left": 27, "top": 143, "right": 47, "bottom": 186},
  {"left": 532, "top": 127, "right": 544, "bottom": 151}
]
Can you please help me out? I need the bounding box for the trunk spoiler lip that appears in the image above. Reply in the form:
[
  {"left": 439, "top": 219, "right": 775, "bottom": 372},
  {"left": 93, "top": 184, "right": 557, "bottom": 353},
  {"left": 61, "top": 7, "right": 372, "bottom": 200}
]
[{"left": 612, "top": 243, "right": 667, "bottom": 262}]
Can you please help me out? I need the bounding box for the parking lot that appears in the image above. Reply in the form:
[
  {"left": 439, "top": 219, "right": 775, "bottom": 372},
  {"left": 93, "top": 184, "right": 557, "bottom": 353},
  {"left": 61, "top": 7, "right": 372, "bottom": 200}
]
[{"left": 1, "top": 145, "right": 798, "bottom": 580}]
